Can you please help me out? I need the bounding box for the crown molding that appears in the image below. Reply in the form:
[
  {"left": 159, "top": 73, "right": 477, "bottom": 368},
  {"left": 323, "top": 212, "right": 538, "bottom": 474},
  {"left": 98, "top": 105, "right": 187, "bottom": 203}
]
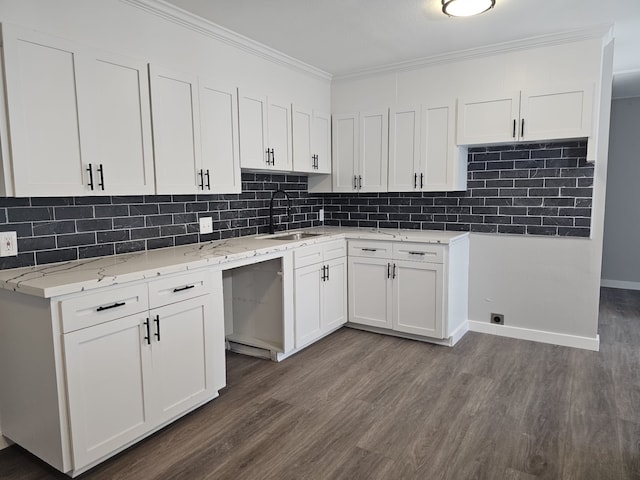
[
  {"left": 120, "top": 0, "right": 332, "bottom": 82},
  {"left": 333, "top": 25, "right": 613, "bottom": 82}
]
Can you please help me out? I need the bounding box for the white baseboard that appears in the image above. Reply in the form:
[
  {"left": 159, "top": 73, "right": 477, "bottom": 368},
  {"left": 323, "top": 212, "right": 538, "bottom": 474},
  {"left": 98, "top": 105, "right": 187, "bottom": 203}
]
[
  {"left": 467, "top": 320, "right": 600, "bottom": 351},
  {"left": 448, "top": 321, "right": 469, "bottom": 346},
  {"left": 601, "top": 279, "right": 640, "bottom": 291},
  {"left": 0, "top": 434, "right": 13, "bottom": 450}
]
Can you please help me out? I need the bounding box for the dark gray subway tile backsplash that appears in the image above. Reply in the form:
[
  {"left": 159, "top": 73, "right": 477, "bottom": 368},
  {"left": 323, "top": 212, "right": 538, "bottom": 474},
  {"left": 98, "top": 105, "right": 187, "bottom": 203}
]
[{"left": 0, "top": 140, "right": 592, "bottom": 270}]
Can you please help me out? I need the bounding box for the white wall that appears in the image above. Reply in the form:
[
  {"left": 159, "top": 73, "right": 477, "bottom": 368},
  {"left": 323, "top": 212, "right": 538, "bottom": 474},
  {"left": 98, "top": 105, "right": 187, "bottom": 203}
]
[
  {"left": 0, "top": 0, "right": 331, "bottom": 450},
  {"left": 332, "top": 37, "right": 613, "bottom": 347},
  {"left": 601, "top": 97, "right": 640, "bottom": 289}
]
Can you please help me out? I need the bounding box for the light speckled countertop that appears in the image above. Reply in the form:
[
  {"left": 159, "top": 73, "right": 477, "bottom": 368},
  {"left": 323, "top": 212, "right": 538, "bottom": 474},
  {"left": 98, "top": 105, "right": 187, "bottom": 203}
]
[{"left": 0, "top": 227, "right": 468, "bottom": 298}]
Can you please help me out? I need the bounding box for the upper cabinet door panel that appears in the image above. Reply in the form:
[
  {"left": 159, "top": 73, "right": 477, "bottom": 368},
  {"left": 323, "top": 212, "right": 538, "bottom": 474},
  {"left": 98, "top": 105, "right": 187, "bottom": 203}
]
[
  {"left": 3, "top": 24, "right": 89, "bottom": 196},
  {"left": 422, "top": 104, "right": 452, "bottom": 190},
  {"left": 360, "top": 109, "right": 388, "bottom": 192},
  {"left": 292, "top": 105, "right": 313, "bottom": 173},
  {"left": 199, "top": 81, "right": 241, "bottom": 193},
  {"left": 519, "top": 86, "right": 593, "bottom": 142},
  {"left": 312, "top": 111, "right": 332, "bottom": 174},
  {"left": 88, "top": 52, "right": 155, "bottom": 195},
  {"left": 149, "top": 66, "right": 201, "bottom": 194},
  {"left": 267, "top": 97, "right": 292, "bottom": 171},
  {"left": 388, "top": 106, "right": 420, "bottom": 192},
  {"left": 332, "top": 114, "right": 358, "bottom": 193},
  {"left": 238, "top": 90, "right": 268, "bottom": 169},
  {"left": 456, "top": 93, "right": 520, "bottom": 145}
]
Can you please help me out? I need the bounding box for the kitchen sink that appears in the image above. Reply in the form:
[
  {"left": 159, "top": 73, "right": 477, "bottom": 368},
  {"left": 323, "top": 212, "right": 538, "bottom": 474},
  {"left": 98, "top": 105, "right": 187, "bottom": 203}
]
[{"left": 259, "top": 231, "right": 323, "bottom": 241}]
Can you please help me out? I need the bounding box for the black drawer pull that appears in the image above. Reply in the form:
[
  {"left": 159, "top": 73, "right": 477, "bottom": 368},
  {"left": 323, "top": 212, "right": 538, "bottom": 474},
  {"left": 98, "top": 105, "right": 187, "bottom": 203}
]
[
  {"left": 96, "top": 301, "right": 126, "bottom": 312},
  {"left": 173, "top": 285, "right": 195, "bottom": 293},
  {"left": 144, "top": 318, "right": 151, "bottom": 345},
  {"left": 408, "top": 251, "right": 426, "bottom": 256},
  {"left": 154, "top": 315, "right": 160, "bottom": 341},
  {"left": 362, "top": 248, "right": 378, "bottom": 252}
]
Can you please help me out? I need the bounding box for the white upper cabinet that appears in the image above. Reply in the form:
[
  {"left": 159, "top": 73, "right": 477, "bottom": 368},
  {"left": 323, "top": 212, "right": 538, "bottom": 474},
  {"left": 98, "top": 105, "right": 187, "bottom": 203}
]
[
  {"left": 457, "top": 86, "right": 593, "bottom": 145},
  {"left": 239, "top": 90, "right": 292, "bottom": 171},
  {"left": 199, "top": 80, "right": 241, "bottom": 194},
  {"left": 86, "top": 51, "right": 155, "bottom": 195},
  {"left": 1, "top": 24, "right": 156, "bottom": 197},
  {"left": 149, "top": 66, "right": 202, "bottom": 194},
  {"left": 150, "top": 67, "right": 241, "bottom": 194},
  {"left": 2, "top": 24, "right": 92, "bottom": 197},
  {"left": 388, "top": 102, "right": 464, "bottom": 192},
  {"left": 332, "top": 110, "right": 388, "bottom": 193},
  {"left": 292, "top": 105, "right": 331, "bottom": 174}
]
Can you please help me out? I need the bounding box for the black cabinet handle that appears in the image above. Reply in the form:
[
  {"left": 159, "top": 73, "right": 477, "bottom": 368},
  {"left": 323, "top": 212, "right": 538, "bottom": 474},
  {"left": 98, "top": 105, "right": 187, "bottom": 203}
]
[
  {"left": 97, "top": 164, "right": 105, "bottom": 191},
  {"left": 154, "top": 315, "right": 160, "bottom": 341},
  {"left": 414, "top": 173, "right": 417, "bottom": 189},
  {"left": 96, "top": 301, "right": 126, "bottom": 312},
  {"left": 205, "top": 169, "right": 211, "bottom": 190},
  {"left": 521, "top": 118, "right": 525, "bottom": 138},
  {"left": 198, "top": 169, "right": 204, "bottom": 190},
  {"left": 321, "top": 265, "right": 327, "bottom": 281},
  {"left": 358, "top": 175, "right": 363, "bottom": 189},
  {"left": 408, "top": 251, "right": 426, "bottom": 256},
  {"left": 420, "top": 173, "right": 424, "bottom": 189},
  {"left": 326, "top": 264, "right": 329, "bottom": 281},
  {"left": 392, "top": 263, "right": 397, "bottom": 279},
  {"left": 144, "top": 318, "right": 151, "bottom": 345},
  {"left": 362, "top": 248, "right": 377, "bottom": 252},
  {"left": 387, "top": 262, "right": 391, "bottom": 279},
  {"left": 512, "top": 119, "right": 516, "bottom": 138},
  {"left": 87, "top": 164, "right": 94, "bottom": 190},
  {"left": 173, "top": 284, "right": 195, "bottom": 293},
  {"left": 353, "top": 175, "right": 358, "bottom": 190}
]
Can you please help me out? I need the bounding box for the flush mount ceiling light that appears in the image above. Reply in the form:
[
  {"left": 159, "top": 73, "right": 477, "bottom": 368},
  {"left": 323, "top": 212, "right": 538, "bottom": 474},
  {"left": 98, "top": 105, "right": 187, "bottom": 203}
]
[{"left": 442, "top": 0, "right": 495, "bottom": 17}]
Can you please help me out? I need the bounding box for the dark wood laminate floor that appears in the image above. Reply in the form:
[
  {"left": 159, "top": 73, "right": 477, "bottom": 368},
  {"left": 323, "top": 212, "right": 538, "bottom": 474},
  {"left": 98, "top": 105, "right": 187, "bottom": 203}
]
[{"left": 1, "top": 287, "right": 639, "bottom": 479}]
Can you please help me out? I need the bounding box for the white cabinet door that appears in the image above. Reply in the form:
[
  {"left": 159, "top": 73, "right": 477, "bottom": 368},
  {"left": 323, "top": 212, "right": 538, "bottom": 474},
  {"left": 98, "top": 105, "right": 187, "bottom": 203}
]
[
  {"left": 149, "top": 295, "right": 216, "bottom": 424},
  {"left": 519, "top": 86, "right": 593, "bottom": 142},
  {"left": 294, "top": 263, "right": 323, "bottom": 349},
  {"left": 150, "top": 66, "right": 201, "bottom": 194},
  {"left": 348, "top": 257, "right": 392, "bottom": 329},
  {"left": 332, "top": 114, "right": 359, "bottom": 192},
  {"left": 392, "top": 260, "right": 443, "bottom": 339},
  {"left": 2, "top": 24, "right": 91, "bottom": 197},
  {"left": 63, "top": 313, "right": 153, "bottom": 470},
  {"left": 388, "top": 106, "right": 420, "bottom": 192},
  {"left": 87, "top": 51, "right": 155, "bottom": 195},
  {"left": 313, "top": 111, "right": 332, "bottom": 174},
  {"left": 238, "top": 90, "right": 268, "bottom": 169},
  {"left": 323, "top": 257, "right": 348, "bottom": 332},
  {"left": 457, "top": 92, "right": 520, "bottom": 145},
  {"left": 422, "top": 104, "right": 456, "bottom": 191},
  {"left": 359, "top": 109, "right": 389, "bottom": 192},
  {"left": 199, "top": 81, "right": 241, "bottom": 193},
  {"left": 292, "top": 105, "right": 314, "bottom": 173},
  {"left": 267, "top": 97, "right": 293, "bottom": 171}
]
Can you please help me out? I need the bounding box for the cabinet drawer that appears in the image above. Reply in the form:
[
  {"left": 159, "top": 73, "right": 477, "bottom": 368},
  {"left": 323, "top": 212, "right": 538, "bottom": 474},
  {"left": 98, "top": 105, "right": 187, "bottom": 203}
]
[
  {"left": 323, "top": 240, "right": 347, "bottom": 262},
  {"left": 148, "top": 270, "right": 211, "bottom": 309},
  {"left": 294, "top": 244, "right": 324, "bottom": 269},
  {"left": 348, "top": 240, "right": 392, "bottom": 259},
  {"left": 392, "top": 242, "right": 444, "bottom": 264},
  {"left": 60, "top": 284, "right": 149, "bottom": 333}
]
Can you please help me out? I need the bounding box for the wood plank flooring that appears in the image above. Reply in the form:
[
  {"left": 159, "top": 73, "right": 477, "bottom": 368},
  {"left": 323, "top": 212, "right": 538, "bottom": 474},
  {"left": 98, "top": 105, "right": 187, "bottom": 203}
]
[{"left": 1, "top": 287, "right": 639, "bottom": 479}]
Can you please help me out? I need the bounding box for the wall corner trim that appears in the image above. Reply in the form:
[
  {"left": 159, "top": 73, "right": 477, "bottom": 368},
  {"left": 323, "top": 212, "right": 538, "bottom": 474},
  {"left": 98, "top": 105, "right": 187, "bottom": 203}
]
[
  {"left": 467, "top": 320, "right": 600, "bottom": 351},
  {"left": 119, "top": 0, "right": 333, "bottom": 82}
]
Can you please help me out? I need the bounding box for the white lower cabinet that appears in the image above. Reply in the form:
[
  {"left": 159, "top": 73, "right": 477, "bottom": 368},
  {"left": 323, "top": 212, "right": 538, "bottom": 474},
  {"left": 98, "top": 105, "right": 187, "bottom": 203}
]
[
  {"left": 348, "top": 238, "right": 468, "bottom": 341},
  {"left": 293, "top": 241, "right": 347, "bottom": 349}
]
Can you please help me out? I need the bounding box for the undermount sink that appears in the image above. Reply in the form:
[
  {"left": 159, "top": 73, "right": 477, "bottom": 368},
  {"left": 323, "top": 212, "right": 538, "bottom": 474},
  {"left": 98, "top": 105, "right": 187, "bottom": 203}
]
[{"left": 259, "top": 231, "right": 323, "bottom": 241}]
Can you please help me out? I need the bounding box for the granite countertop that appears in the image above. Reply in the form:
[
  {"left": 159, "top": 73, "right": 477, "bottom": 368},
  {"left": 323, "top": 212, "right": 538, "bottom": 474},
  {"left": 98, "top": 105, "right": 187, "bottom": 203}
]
[{"left": 0, "top": 227, "right": 468, "bottom": 298}]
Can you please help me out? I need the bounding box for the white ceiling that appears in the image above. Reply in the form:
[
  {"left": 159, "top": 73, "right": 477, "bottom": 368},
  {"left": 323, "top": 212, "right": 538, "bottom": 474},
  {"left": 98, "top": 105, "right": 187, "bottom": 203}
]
[{"left": 164, "top": 0, "right": 640, "bottom": 93}]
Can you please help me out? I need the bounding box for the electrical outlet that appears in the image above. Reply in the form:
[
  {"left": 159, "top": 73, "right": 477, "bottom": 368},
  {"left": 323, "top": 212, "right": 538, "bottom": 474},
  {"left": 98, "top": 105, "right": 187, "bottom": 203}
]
[
  {"left": 199, "top": 217, "right": 213, "bottom": 235},
  {"left": 319, "top": 208, "right": 325, "bottom": 222},
  {"left": 0, "top": 231, "right": 18, "bottom": 257},
  {"left": 490, "top": 313, "right": 504, "bottom": 325}
]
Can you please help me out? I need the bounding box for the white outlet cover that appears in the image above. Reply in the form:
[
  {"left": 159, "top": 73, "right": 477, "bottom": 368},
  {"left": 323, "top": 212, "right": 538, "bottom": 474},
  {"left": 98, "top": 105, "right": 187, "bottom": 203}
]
[
  {"left": 199, "top": 217, "right": 213, "bottom": 235},
  {"left": 0, "top": 231, "right": 18, "bottom": 257}
]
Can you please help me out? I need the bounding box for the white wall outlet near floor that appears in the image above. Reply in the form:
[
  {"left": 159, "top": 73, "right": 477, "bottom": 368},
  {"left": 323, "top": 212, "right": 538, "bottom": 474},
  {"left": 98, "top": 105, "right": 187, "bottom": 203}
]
[
  {"left": 199, "top": 217, "right": 213, "bottom": 234},
  {"left": 319, "top": 208, "right": 324, "bottom": 222},
  {"left": 0, "top": 231, "right": 18, "bottom": 257}
]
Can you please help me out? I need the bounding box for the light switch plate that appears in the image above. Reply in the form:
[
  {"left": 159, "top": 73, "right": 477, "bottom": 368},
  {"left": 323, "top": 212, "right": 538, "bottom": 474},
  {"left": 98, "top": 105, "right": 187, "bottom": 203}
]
[
  {"left": 199, "top": 217, "right": 213, "bottom": 234},
  {"left": 319, "top": 209, "right": 325, "bottom": 222},
  {"left": 0, "top": 231, "right": 18, "bottom": 257}
]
